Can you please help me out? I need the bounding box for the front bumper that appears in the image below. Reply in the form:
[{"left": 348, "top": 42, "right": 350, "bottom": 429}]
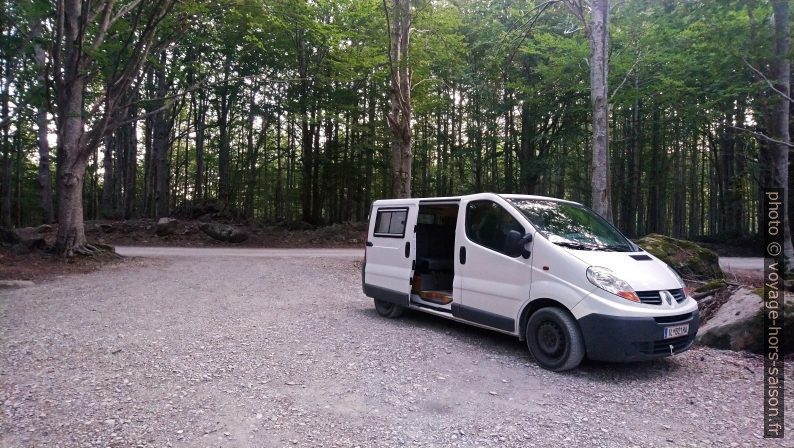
[{"left": 577, "top": 309, "right": 700, "bottom": 362}]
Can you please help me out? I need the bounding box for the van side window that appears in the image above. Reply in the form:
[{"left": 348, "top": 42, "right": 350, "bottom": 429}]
[
  {"left": 466, "top": 201, "right": 523, "bottom": 254},
  {"left": 374, "top": 208, "right": 408, "bottom": 237}
]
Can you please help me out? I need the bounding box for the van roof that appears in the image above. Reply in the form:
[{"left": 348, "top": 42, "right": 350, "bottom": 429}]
[{"left": 372, "top": 193, "right": 582, "bottom": 206}]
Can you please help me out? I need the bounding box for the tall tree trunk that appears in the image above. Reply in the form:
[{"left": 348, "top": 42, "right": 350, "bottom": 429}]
[
  {"left": 1, "top": 37, "right": 12, "bottom": 228},
  {"left": 217, "top": 55, "right": 232, "bottom": 206},
  {"left": 385, "top": 0, "right": 412, "bottom": 198},
  {"left": 193, "top": 89, "right": 206, "bottom": 200},
  {"left": 587, "top": 0, "right": 612, "bottom": 221},
  {"left": 365, "top": 82, "right": 375, "bottom": 209},
  {"left": 54, "top": 0, "right": 89, "bottom": 253},
  {"left": 275, "top": 109, "right": 283, "bottom": 220},
  {"left": 30, "top": 22, "right": 54, "bottom": 224},
  {"left": 311, "top": 108, "right": 322, "bottom": 222},
  {"left": 768, "top": 0, "right": 793, "bottom": 268},
  {"left": 153, "top": 52, "right": 170, "bottom": 219},
  {"left": 297, "top": 32, "right": 315, "bottom": 222},
  {"left": 244, "top": 89, "right": 261, "bottom": 220},
  {"left": 101, "top": 133, "right": 115, "bottom": 216},
  {"left": 123, "top": 101, "right": 137, "bottom": 218},
  {"left": 504, "top": 86, "right": 514, "bottom": 192}
]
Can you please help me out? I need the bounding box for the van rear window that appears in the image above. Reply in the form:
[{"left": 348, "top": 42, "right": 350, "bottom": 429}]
[{"left": 374, "top": 209, "right": 407, "bottom": 237}]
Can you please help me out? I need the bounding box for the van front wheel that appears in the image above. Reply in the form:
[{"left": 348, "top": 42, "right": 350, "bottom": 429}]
[
  {"left": 374, "top": 299, "right": 405, "bottom": 318},
  {"left": 526, "top": 307, "right": 585, "bottom": 371}
]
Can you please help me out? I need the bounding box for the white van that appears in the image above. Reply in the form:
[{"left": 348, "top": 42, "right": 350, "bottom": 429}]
[{"left": 362, "top": 193, "right": 700, "bottom": 371}]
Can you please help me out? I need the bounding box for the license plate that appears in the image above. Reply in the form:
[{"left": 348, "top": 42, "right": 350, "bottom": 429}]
[{"left": 664, "top": 324, "right": 689, "bottom": 339}]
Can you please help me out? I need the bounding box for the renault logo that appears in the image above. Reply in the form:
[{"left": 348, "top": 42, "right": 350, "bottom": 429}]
[{"left": 661, "top": 290, "right": 674, "bottom": 306}]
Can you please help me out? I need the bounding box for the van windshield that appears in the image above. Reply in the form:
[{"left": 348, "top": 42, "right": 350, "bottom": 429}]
[{"left": 506, "top": 199, "right": 634, "bottom": 252}]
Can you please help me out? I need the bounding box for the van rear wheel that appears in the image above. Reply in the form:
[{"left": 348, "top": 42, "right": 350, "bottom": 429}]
[
  {"left": 525, "top": 307, "right": 584, "bottom": 371},
  {"left": 374, "top": 299, "right": 405, "bottom": 318}
]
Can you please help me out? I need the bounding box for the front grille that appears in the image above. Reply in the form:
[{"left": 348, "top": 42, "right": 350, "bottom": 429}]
[
  {"left": 670, "top": 288, "right": 686, "bottom": 303},
  {"left": 654, "top": 312, "right": 693, "bottom": 324},
  {"left": 637, "top": 335, "right": 691, "bottom": 355},
  {"left": 636, "top": 288, "right": 686, "bottom": 305},
  {"left": 637, "top": 290, "right": 662, "bottom": 305}
]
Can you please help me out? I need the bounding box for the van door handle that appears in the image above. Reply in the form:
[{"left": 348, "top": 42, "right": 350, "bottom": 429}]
[
  {"left": 404, "top": 241, "right": 410, "bottom": 258},
  {"left": 366, "top": 241, "right": 373, "bottom": 247},
  {"left": 459, "top": 246, "right": 467, "bottom": 265}
]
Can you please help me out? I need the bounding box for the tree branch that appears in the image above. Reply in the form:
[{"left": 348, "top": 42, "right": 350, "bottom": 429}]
[
  {"left": 91, "top": 0, "right": 118, "bottom": 52},
  {"left": 505, "top": 0, "right": 559, "bottom": 65},
  {"left": 729, "top": 125, "right": 794, "bottom": 148},
  {"left": 381, "top": 0, "right": 395, "bottom": 79},
  {"left": 743, "top": 58, "right": 794, "bottom": 103},
  {"left": 609, "top": 50, "right": 641, "bottom": 101}
]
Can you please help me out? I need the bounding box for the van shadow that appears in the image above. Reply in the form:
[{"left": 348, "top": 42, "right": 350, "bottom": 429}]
[{"left": 354, "top": 306, "right": 682, "bottom": 383}]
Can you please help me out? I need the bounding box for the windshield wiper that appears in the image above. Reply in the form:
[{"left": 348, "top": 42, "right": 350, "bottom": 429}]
[
  {"left": 554, "top": 241, "right": 596, "bottom": 251},
  {"left": 599, "top": 244, "right": 631, "bottom": 252}
]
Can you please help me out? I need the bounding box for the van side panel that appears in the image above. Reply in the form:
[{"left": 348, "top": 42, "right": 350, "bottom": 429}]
[
  {"left": 513, "top": 233, "right": 592, "bottom": 328},
  {"left": 455, "top": 194, "right": 534, "bottom": 334}
]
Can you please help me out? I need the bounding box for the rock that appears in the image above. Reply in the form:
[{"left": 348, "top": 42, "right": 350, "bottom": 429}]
[
  {"left": 0, "top": 227, "right": 20, "bottom": 245},
  {"left": 199, "top": 223, "right": 248, "bottom": 243},
  {"left": 171, "top": 199, "right": 222, "bottom": 220},
  {"left": 97, "top": 223, "right": 115, "bottom": 233},
  {"left": 285, "top": 221, "right": 315, "bottom": 231},
  {"left": 695, "top": 279, "right": 725, "bottom": 293},
  {"left": 635, "top": 233, "right": 723, "bottom": 279},
  {"left": 35, "top": 224, "right": 53, "bottom": 234},
  {"left": 11, "top": 236, "right": 47, "bottom": 254},
  {"left": 313, "top": 224, "right": 343, "bottom": 240},
  {"left": 0, "top": 280, "right": 35, "bottom": 289},
  {"left": 697, "top": 287, "right": 793, "bottom": 353},
  {"left": 350, "top": 221, "right": 369, "bottom": 231},
  {"left": 182, "top": 224, "right": 198, "bottom": 235},
  {"left": 120, "top": 220, "right": 141, "bottom": 233},
  {"left": 155, "top": 218, "right": 178, "bottom": 236}
]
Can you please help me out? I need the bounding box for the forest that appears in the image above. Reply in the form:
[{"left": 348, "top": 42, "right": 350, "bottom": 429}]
[{"left": 0, "top": 0, "right": 792, "bottom": 260}]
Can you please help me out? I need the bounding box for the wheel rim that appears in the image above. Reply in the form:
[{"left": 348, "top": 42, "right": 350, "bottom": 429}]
[
  {"left": 534, "top": 319, "right": 567, "bottom": 362},
  {"left": 376, "top": 300, "right": 394, "bottom": 314}
]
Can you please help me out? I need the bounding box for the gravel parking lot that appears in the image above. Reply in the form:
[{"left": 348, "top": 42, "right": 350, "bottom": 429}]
[{"left": 1, "top": 251, "right": 791, "bottom": 447}]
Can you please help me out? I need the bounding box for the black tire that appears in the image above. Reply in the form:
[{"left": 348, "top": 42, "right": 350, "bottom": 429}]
[
  {"left": 525, "top": 307, "right": 585, "bottom": 371},
  {"left": 374, "top": 299, "right": 405, "bottom": 318}
]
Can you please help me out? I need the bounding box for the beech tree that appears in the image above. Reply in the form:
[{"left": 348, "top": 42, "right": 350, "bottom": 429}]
[
  {"left": 384, "top": 0, "right": 413, "bottom": 198},
  {"left": 565, "top": 0, "right": 612, "bottom": 222},
  {"left": 51, "top": 0, "right": 175, "bottom": 255}
]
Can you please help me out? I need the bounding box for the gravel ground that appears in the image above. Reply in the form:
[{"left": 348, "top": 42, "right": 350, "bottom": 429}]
[{"left": 1, "top": 255, "right": 791, "bottom": 447}]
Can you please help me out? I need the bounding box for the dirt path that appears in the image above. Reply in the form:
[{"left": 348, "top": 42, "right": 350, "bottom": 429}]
[
  {"left": 115, "top": 246, "right": 363, "bottom": 258},
  {"left": 1, "top": 256, "right": 790, "bottom": 447},
  {"left": 719, "top": 257, "right": 764, "bottom": 272}
]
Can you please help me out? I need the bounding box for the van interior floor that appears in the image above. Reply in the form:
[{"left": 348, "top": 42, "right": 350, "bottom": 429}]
[{"left": 417, "top": 289, "right": 453, "bottom": 305}]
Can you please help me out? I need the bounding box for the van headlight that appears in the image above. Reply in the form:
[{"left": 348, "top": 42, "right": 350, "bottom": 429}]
[{"left": 586, "top": 266, "right": 640, "bottom": 303}]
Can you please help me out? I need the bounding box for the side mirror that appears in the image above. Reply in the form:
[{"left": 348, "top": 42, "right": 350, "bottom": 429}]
[{"left": 506, "top": 230, "right": 533, "bottom": 259}]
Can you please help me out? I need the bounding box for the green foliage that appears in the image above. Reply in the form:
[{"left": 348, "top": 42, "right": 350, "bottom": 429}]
[{"left": 0, "top": 0, "right": 786, "bottom": 239}]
